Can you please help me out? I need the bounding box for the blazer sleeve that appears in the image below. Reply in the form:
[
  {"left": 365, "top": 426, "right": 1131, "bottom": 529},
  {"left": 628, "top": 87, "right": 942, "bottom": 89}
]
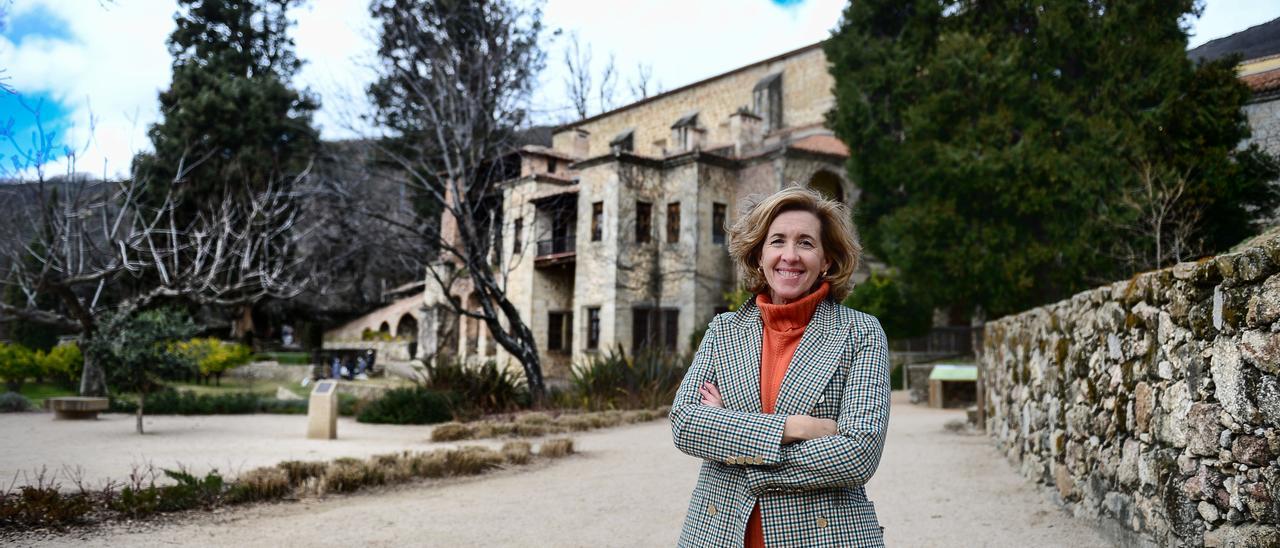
[
  {"left": 743, "top": 314, "right": 891, "bottom": 494},
  {"left": 670, "top": 315, "right": 789, "bottom": 465}
]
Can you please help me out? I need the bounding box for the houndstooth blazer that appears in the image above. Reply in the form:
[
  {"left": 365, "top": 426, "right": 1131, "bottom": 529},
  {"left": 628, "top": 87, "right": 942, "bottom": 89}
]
[{"left": 670, "top": 297, "right": 890, "bottom": 548}]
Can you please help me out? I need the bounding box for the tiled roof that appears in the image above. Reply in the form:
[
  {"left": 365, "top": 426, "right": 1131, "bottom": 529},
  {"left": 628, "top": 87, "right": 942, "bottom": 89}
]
[
  {"left": 788, "top": 135, "right": 849, "bottom": 158},
  {"left": 1242, "top": 67, "right": 1280, "bottom": 95}
]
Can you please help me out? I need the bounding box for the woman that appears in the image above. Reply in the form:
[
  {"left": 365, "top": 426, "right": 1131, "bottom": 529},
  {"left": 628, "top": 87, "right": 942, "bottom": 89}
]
[{"left": 670, "top": 186, "right": 890, "bottom": 547}]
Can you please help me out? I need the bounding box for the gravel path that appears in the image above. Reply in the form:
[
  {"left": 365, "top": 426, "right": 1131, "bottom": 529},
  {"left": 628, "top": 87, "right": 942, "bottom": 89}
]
[{"left": 8, "top": 393, "right": 1109, "bottom": 547}]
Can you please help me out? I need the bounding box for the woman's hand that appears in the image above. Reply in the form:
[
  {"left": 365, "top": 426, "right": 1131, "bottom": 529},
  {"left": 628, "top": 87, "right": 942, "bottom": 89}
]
[
  {"left": 699, "top": 381, "right": 723, "bottom": 408},
  {"left": 782, "top": 415, "right": 837, "bottom": 444}
]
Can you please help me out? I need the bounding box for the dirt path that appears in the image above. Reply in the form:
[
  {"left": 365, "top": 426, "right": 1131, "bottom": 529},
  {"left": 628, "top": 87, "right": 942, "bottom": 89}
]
[{"left": 11, "top": 393, "right": 1108, "bottom": 547}]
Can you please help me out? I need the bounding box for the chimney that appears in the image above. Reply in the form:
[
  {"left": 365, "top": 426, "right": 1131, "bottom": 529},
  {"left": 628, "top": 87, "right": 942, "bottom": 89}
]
[
  {"left": 572, "top": 128, "right": 590, "bottom": 159},
  {"left": 729, "top": 107, "right": 762, "bottom": 157}
]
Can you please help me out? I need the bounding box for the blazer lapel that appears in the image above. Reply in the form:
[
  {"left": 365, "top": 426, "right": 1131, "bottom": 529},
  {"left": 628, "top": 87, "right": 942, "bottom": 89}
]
[
  {"left": 774, "top": 299, "right": 851, "bottom": 416},
  {"left": 716, "top": 301, "right": 763, "bottom": 413}
]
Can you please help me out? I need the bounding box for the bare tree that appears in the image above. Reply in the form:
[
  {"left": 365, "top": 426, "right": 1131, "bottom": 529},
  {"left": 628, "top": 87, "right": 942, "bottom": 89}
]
[
  {"left": 629, "top": 62, "right": 654, "bottom": 101},
  {"left": 0, "top": 153, "right": 315, "bottom": 396},
  {"left": 597, "top": 52, "right": 618, "bottom": 114},
  {"left": 1113, "top": 160, "right": 1200, "bottom": 272},
  {"left": 365, "top": 0, "right": 550, "bottom": 402},
  {"left": 563, "top": 31, "right": 592, "bottom": 120}
]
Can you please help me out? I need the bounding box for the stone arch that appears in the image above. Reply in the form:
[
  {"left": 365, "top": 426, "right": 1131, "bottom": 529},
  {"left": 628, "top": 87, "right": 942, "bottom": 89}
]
[
  {"left": 808, "top": 170, "right": 844, "bottom": 202},
  {"left": 396, "top": 313, "right": 418, "bottom": 341},
  {"left": 378, "top": 321, "right": 391, "bottom": 334}
]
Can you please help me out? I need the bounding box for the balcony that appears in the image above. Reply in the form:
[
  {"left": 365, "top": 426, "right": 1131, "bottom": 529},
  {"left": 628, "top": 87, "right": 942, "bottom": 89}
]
[{"left": 535, "top": 235, "right": 576, "bottom": 268}]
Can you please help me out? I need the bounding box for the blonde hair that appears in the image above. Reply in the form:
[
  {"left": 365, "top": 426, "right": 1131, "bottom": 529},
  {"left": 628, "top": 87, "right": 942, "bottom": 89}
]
[{"left": 727, "top": 185, "right": 862, "bottom": 301}]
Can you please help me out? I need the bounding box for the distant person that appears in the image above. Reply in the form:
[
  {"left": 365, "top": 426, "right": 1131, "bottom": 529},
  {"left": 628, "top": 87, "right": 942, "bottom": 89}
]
[{"left": 670, "top": 186, "right": 891, "bottom": 547}]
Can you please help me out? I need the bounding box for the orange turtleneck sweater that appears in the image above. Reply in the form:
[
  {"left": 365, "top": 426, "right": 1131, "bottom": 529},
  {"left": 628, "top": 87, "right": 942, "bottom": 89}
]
[{"left": 745, "top": 282, "right": 829, "bottom": 548}]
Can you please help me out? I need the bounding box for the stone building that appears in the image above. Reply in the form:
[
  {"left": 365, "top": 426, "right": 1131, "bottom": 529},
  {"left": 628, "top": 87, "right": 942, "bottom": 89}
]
[
  {"left": 417, "top": 42, "right": 867, "bottom": 377},
  {"left": 1190, "top": 16, "right": 1280, "bottom": 160}
]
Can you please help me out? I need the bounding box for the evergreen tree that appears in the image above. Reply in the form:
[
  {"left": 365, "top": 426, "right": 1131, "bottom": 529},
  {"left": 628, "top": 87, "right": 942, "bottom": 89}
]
[
  {"left": 826, "top": 0, "right": 1278, "bottom": 318},
  {"left": 135, "top": 0, "right": 318, "bottom": 213}
]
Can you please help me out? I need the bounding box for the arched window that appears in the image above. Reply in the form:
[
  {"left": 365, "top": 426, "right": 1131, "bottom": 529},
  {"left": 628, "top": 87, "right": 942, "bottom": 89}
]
[
  {"left": 396, "top": 314, "right": 418, "bottom": 341},
  {"left": 808, "top": 170, "right": 844, "bottom": 203}
]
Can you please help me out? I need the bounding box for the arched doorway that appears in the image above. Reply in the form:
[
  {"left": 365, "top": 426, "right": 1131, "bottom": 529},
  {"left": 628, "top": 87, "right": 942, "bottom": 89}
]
[
  {"left": 397, "top": 313, "right": 419, "bottom": 359},
  {"left": 808, "top": 170, "right": 844, "bottom": 202}
]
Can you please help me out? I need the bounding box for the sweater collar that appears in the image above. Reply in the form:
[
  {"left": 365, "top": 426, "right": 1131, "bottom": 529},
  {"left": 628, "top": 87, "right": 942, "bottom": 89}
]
[{"left": 756, "top": 282, "right": 830, "bottom": 332}]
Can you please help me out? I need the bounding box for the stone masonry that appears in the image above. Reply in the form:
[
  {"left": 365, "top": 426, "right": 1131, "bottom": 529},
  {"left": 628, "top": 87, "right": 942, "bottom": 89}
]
[{"left": 982, "top": 232, "right": 1280, "bottom": 547}]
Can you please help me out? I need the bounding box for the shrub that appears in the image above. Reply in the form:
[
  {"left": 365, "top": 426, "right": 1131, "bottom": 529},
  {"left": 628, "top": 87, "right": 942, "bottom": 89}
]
[
  {"left": 842, "top": 270, "right": 932, "bottom": 340},
  {"left": 226, "top": 466, "right": 291, "bottom": 504},
  {"left": 110, "top": 390, "right": 360, "bottom": 417},
  {"left": 321, "top": 459, "right": 384, "bottom": 494},
  {"left": 430, "top": 422, "right": 471, "bottom": 442},
  {"left": 356, "top": 386, "right": 455, "bottom": 425},
  {"left": 566, "top": 347, "right": 686, "bottom": 410},
  {"left": 36, "top": 343, "right": 83, "bottom": 387},
  {"left": 422, "top": 359, "right": 528, "bottom": 417},
  {"left": 539, "top": 438, "right": 574, "bottom": 458},
  {"left": 113, "top": 469, "right": 225, "bottom": 518},
  {"left": 0, "top": 392, "right": 31, "bottom": 413},
  {"left": 277, "top": 461, "right": 328, "bottom": 486},
  {"left": 171, "top": 338, "right": 252, "bottom": 383},
  {"left": 443, "top": 446, "right": 504, "bottom": 476},
  {"left": 0, "top": 342, "right": 39, "bottom": 392},
  {"left": 0, "top": 485, "right": 93, "bottom": 528},
  {"left": 501, "top": 441, "right": 532, "bottom": 464}
]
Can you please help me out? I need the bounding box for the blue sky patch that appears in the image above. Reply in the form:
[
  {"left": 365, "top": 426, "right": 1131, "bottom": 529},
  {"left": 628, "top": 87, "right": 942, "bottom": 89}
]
[
  {"left": 0, "top": 90, "right": 74, "bottom": 178},
  {"left": 3, "top": 3, "right": 74, "bottom": 44},
  {"left": 770, "top": 0, "right": 806, "bottom": 8}
]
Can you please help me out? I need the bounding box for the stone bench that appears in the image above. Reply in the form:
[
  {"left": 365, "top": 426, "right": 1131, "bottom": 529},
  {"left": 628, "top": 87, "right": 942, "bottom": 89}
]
[{"left": 46, "top": 397, "right": 110, "bottom": 420}]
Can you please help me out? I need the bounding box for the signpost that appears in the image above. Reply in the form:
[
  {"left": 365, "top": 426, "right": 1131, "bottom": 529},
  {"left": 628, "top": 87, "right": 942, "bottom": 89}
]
[{"left": 307, "top": 380, "right": 338, "bottom": 439}]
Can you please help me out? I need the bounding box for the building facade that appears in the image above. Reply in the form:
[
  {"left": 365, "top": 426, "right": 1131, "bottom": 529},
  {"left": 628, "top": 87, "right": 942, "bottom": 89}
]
[{"left": 428, "top": 43, "right": 869, "bottom": 377}]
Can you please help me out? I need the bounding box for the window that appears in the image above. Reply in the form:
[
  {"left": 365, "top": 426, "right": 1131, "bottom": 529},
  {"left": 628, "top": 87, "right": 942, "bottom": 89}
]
[
  {"left": 753, "top": 73, "right": 783, "bottom": 132},
  {"left": 610, "top": 129, "right": 634, "bottom": 154},
  {"left": 671, "top": 112, "right": 699, "bottom": 151},
  {"left": 666, "top": 202, "right": 681, "bottom": 243},
  {"left": 712, "top": 203, "right": 727, "bottom": 244},
  {"left": 548, "top": 158, "right": 557, "bottom": 173},
  {"left": 513, "top": 217, "right": 523, "bottom": 254},
  {"left": 636, "top": 201, "right": 652, "bottom": 243},
  {"left": 632, "top": 307, "right": 678, "bottom": 353},
  {"left": 586, "top": 307, "right": 601, "bottom": 350},
  {"left": 591, "top": 202, "right": 603, "bottom": 241},
  {"left": 547, "top": 311, "right": 572, "bottom": 352}
]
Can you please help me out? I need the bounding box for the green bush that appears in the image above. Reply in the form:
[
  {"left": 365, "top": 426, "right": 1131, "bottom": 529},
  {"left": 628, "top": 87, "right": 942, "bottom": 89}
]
[
  {"left": 253, "top": 351, "right": 310, "bottom": 365},
  {"left": 0, "top": 485, "right": 93, "bottom": 528},
  {"left": 422, "top": 359, "right": 528, "bottom": 417},
  {"left": 36, "top": 343, "right": 83, "bottom": 387},
  {"left": 0, "top": 392, "right": 32, "bottom": 412},
  {"left": 109, "top": 389, "right": 360, "bottom": 416},
  {"left": 564, "top": 347, "right": 686, "bottom": 410},
  {"left": 112, "top": 469, "right": 225, "bottom": 518},
  {"left": 843, "top": 271, "right": 933, "bottom": 340},
  {"left": 0, "top": 342, "right": 39, "bottom": 392},
  {"left": 357, "top": 386, "right": 455, "bottom": 425},
  {"left": 171, "top": 338, "right": 252, "bottom": 382}
]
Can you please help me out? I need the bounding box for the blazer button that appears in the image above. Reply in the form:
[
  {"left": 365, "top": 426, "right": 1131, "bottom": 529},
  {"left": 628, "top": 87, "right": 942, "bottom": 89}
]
[
  {"left": 725, "top": 458, "right": 735, "bottom": 466},
  {"left": 816, "top": 517, "right": 828, "bottom": 528},
  {"left": 708, "top": 503, "right": 718, "bottom": 516},
  {"left": 753, "top": 456, "right": 763, "bottom": 465}
]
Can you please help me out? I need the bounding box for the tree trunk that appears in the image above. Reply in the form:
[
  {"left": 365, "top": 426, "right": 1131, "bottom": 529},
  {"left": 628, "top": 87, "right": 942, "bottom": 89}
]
[
  {"left": 78, "top": 347, "right": 108, "bottom": 397},
  {"left": 136, "top": 392, "right": 145, "bottom": 435}
]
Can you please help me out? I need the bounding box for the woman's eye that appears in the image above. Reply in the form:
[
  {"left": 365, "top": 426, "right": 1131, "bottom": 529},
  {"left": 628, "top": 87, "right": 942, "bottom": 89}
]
[{"left": 799, "top": 240, "right": 814, "bottom": 248}]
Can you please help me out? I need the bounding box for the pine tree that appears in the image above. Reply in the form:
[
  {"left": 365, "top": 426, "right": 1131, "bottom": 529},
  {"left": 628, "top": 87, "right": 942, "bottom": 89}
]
[
  {"left": 135, "top": 0, "right": 318, "bottom": 213},
  {"left": 826, "top": 0, "right": 1278, "bottom": 318}
]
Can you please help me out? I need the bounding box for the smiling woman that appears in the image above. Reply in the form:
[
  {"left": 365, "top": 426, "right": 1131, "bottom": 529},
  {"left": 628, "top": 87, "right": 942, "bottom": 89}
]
[{"left": 670, "top": 185, "right": 891, "bottom": 547}]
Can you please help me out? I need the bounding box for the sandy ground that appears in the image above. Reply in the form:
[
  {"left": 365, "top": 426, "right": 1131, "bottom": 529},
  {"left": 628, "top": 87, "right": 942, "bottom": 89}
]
[{"left": 5, "top": 393, "right": 1110, "bottom": 547}]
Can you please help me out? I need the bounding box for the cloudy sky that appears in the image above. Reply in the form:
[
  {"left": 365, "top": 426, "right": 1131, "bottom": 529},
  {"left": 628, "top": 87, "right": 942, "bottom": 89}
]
[{"left": 1, "top": 0, "right": 1278, "bottom": 179}]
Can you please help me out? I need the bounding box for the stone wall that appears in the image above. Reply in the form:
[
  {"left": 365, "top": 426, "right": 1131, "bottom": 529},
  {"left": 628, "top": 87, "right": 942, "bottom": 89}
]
[
  {"left": 1244, "top": 96, "right": 1280, "bottom": 163},
  {"left": 981, "top": 233, "right": 1280, "bottom": 547}
]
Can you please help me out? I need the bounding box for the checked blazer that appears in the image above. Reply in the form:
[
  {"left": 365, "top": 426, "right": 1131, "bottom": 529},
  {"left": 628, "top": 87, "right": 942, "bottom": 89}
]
[{"left": 670, "top": 297, "right": 890, "bottom": 548}]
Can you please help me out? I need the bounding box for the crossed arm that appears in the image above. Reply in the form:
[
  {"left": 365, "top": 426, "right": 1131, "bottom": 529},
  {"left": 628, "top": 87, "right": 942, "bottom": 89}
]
[{"left": 669, "top": 314, "right": 891, "bottom": 494}]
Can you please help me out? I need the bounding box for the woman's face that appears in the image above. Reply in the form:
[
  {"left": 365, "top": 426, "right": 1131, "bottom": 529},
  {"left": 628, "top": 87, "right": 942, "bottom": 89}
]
[{"left": 760, "top": 210, "right": 830, "bottom": 305}]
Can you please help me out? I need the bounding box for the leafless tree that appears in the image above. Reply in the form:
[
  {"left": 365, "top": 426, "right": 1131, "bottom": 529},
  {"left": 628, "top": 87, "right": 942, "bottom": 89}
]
[
  {"left": 0, "top": 154, "right": 315, "bottom": 396},
  {"left": 1113, "top": 160, "right": 1200, "bottom": 272},
  {"left": 563, "top": 31, "right": 593, "bottom": 120},
  {"left": 629, "top": 62, "right": 654, "bottom": 101},
  {"left": 365, "top": 0, "right": 550, "bottom": 401},
  {"left": 598, "top": 52, "right": 618, "bottom": 114}
]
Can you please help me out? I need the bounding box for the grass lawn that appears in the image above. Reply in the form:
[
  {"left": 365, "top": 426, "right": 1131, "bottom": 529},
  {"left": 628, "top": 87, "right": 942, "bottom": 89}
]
[
  {"left": 17, "top": 382, "right": 78, "bottom": 409},
  {"left": 168, "top": 377, "right": 309, "bottom": 398},
  {"left": 252, "top": 351, "right": 311, "bottom": 365}
]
